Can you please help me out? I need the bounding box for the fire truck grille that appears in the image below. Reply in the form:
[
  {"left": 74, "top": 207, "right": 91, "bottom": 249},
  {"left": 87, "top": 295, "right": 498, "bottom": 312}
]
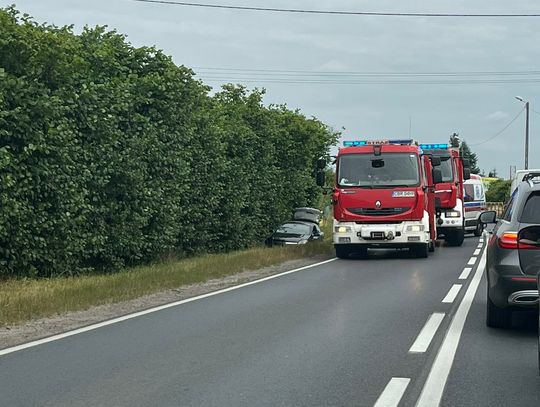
[{"left": 348, "top": 207, "right": 410, "bottom": 216}]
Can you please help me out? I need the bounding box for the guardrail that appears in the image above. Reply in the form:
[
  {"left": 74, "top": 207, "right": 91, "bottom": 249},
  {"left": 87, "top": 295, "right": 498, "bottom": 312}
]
[{"left": 486, "top": 202, "right": 505, "bottom": 216}]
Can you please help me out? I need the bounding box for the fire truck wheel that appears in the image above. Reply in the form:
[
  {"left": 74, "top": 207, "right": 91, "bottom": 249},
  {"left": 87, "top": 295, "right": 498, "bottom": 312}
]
[
  {"left": 446, "top": 228, "right": 465, "bottom": 246},
  {"left": 413, "top": 243, "right": 429, "bottom": 258},
  {"left": 335, "top": 245, "right": 351, "bottom": 259}
]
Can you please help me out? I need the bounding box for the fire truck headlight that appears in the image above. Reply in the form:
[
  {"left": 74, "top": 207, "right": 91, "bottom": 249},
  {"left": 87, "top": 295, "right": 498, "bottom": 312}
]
[
  {"left": 406, "top": 225, "right": 425, "bottom": 232},
  {"left": 335, "top": 226, "right": 352, "bottom": 233},
  {"left": 446, "top": 210, "right": 461, "bottom": 218},
  {"left": 298, "top": 239, "right": 309, "bottom": 244}
]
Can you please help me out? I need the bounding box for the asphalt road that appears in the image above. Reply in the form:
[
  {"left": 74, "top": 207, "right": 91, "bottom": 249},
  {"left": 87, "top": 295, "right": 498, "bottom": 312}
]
[{"left": 1, "top": 235, "right": 538, "bottom": 406}]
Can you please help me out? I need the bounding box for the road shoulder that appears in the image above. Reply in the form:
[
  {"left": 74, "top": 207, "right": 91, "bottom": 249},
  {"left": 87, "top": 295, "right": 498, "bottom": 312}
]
[{"left": 0, "top": 254, "right": 332, "bottom": 350}]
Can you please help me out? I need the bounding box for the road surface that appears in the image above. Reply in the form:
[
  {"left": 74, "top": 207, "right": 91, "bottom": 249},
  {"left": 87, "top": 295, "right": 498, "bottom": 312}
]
[{"left": 1, "top": 235, "right": 539, "bottom": 406}]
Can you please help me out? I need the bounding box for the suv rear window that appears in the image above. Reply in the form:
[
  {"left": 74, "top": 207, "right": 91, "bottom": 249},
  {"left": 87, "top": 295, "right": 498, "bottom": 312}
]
[{"left": 519, "top": 192, "right": 540, "bottom": 223}]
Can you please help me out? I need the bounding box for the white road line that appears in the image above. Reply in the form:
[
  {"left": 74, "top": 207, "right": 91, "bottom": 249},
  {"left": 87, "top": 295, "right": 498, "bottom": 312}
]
[
  {"left": 477, "top": 244, "right": 483, "bottom": 249},
  {"left": 442, "top": 284, "right": 462, "bottom": 304},
  {"left": 467, "top": 256, "right": 477, "bottom": 265},
  {"left": 0, "top": 258, "right": 337, "bottom": 357},
  {"left": 458, "top": 267, "right": 472, "bottom": 280},
  {"left": 415, "top": 246, "right": 486, "bottom": 407},
  {"left": 374, "top": 377, "right": 411, "bottom": 407},
  {"left": 473, "top": 249, "right": 481, "bottom": 256},
  {"left": 409, "top": 313, "right": 446, "bottom": 353},
  {"left": 479, "top": 239, "right": 483, "bottom": 242}
]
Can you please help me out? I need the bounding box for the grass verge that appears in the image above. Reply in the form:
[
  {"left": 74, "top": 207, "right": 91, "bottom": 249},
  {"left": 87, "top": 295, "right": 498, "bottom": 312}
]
[{"left": 0, "top": 240, "right": 333, "bottom": 327}]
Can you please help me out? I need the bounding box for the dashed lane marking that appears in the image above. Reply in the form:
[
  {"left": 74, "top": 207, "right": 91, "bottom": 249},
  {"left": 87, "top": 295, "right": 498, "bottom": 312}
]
[
  {"left": 415, "top": 243, "right": 487, "bottom": 406},
  {"left": 458, "top": 267, "right": 472, "bottom": 280},
  {"left": 374, "top": 377, "right": 411, "bottom": 407},
  {"left": 409, "top": 313, "right": 446, "bottom": 353},
  {"left": 442, "top": 284, "right": 462, "bottom": 304}
]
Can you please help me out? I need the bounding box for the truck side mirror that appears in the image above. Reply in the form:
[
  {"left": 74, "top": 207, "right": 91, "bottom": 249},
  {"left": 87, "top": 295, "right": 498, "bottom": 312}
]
[
  {"left": 432, "top": 168, "right": 443, "bottom": 184},
  {"left": 316, "top": 171, "right": 326, "bottom": 187},
  {"left": 463, "top": 168, "right": 471, "bottom": 181},
  {"left": 316, "top": 158, "right": 327, "bottom": 170},
  {"left": 430, "top": 156, "right": 441, "bottom": 166},
  {"left": 462, "top": 158, "right": 470, "bottom": 168}
]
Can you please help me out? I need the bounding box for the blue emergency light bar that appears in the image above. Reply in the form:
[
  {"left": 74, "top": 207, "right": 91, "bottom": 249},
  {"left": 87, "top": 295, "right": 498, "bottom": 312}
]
[
  {"left": 419, "top": 143, "right": 449, "bottom": 149},
  {"left": 343, "top": 139, "right": 413, "bottom": 147}
]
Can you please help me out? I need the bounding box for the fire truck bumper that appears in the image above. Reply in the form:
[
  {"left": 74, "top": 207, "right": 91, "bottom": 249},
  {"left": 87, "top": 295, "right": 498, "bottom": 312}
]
[{"left": 333, "top": 220, "right": 430, "bottom": 246}]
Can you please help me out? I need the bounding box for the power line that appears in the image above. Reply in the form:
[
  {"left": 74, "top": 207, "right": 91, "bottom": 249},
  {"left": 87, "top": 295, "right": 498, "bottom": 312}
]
[
  {"left": 197, "top": 77, "right": 540, "bottom": 85},
  {"left": 132, "top": 1, "right": 540, "bottom": 18},
  {"left": 194, "top": 67, "right": 540, "bottom": 77},
  {"left": 469, "top": 108, "right": 525, "bottom": 146},
  {"left": 530, "top": 107, "right": 540, "bottom": 116}
]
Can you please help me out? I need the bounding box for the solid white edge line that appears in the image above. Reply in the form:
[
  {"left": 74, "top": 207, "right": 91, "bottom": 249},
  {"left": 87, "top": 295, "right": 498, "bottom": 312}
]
[
  {"left": 374, "top": 377, "right": 411, "bottom": 407},
  {"left": 409, "top": 313, "right": 446, "bottom": 353},
  {"left": 441, "top": 284, "right": 462, "bottom": 304},
  {"left": 415, "top": 244, "right": 487, "bottom": 407},
  {"left": 0, "top": 258, "right": 337, "bottom": 357},
  {"left": 473, "top": 249, "right": 481, "bottom": 256},
  {"left": 458, "top": 267, "right": 472, "bottom": 280},
  {"left": 467, "top": 256, "right": 477, "bottom": 265}
]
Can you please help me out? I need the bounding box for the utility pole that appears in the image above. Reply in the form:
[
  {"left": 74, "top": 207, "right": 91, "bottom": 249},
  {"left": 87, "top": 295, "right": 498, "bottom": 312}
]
[
  {"left": 525, "top": 101, "right": 530, "bottom": 169},
  {"left": 515, "top": 96, "right": 530, "bottom": 169}
]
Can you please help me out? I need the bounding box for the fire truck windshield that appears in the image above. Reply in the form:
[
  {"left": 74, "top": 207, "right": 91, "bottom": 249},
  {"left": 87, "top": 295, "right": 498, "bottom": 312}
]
[
  {"left": 338, "top": 153, "right": 420, "bottom": 188},
  {"left": 439, "top": 157, "right": 454, "bottom": 182}
]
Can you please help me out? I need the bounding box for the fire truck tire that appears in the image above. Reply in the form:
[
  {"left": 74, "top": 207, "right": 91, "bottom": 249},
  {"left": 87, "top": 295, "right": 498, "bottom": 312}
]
[
  {"left": 446, "top": 228, "right": 465, "bottom": 246},
  {"left": 473, "top": 223, "right": 484, "bottom": 237},
  {"left": 413, "top": 243, "right": 429, "bottom": 258},
  {"left": 335, "top": 245, "right": 351, "bottom": 259}
]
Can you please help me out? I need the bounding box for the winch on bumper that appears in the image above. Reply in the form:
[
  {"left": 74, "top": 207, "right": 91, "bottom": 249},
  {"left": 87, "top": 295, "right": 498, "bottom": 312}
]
[{"left": 333, "top": 221, "right": 430, "bottom": 248}]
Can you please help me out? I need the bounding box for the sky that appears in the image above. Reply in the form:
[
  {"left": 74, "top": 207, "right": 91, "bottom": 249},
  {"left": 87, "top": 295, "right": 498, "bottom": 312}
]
[{"left": 3, "top": 0, "right": 540, "bottom": 178}]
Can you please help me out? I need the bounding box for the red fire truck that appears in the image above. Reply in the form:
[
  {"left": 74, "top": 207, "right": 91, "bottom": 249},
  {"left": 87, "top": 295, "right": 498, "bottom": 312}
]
[
  {"left": 418, "top": 143, "right": 471, "bottom": 246},
  {"left": 316, "top": 139, "right": 443, "bottom": 259}
]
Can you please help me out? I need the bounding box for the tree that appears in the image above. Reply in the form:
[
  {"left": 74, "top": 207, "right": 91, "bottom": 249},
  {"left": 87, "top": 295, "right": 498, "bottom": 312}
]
[
  {"left": 460, "top": 141, "right": 480, "bottom": 174},
  {"left": 485, "top": 179, "right": 511, "bottom": 202},
  {"left": 488, "top": 168, "right": 498, "bottom": 178},
  {"left": 448, "top": 133, "right": 480, "bottom": 174},
  {"left": 449, "top": 133, "right": 460, "bottom": 148}
]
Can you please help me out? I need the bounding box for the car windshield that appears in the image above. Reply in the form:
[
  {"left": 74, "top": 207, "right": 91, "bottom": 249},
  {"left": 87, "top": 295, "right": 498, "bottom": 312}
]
[
  {"left": 276, "top": 223, "right": 311, "bottom": 235},
  {"left": 338, "top": 153, "right": 420, "bottom": 188}
]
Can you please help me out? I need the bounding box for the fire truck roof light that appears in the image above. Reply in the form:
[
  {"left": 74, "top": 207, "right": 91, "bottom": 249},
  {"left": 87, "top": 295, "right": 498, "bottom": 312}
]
[
  {"left": 343, "top": 139, "right": 413, "bottom": 147},
  {"left": 419, "top": 143, "right": 449, "bottom": 149}
]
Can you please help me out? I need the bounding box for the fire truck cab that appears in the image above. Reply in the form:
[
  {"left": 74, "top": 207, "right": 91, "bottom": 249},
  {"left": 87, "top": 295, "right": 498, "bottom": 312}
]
[
  {"left": 318, "top": 139, "right": 443, "bottom": 259},
  {"left": 419, "top": 143, "right": 471, "bottom": 246}
]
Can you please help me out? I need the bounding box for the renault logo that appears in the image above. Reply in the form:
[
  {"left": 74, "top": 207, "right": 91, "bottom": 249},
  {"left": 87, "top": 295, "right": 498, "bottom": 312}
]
[{"left": 375, "top": 200, "right": 382, "bottom": 209}]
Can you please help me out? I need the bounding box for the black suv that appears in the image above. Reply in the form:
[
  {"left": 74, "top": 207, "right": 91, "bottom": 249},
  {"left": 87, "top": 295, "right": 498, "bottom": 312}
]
[{"left": 481, "top": 173, "right": 540, "bottom": 329}]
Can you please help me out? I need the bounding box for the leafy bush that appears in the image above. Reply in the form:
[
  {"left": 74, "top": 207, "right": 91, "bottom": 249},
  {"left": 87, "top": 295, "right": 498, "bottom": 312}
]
[
  {"left": 0, "top": 7, "right": 338, "bottom": 277},
  {"left": 485, "top": 179, "right": 511, "bottom": 203}
]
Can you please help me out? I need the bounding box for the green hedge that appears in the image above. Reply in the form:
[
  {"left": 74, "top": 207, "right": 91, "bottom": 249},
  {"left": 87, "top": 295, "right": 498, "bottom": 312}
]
[{"left": 0, "top": 7, "right": 338, "bottom": 278}]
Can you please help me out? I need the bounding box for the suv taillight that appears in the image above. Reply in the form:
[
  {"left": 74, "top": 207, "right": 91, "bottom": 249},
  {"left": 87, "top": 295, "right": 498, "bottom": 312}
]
[{"left": 498, "top": 232, "right": 518, "bottom": 249}]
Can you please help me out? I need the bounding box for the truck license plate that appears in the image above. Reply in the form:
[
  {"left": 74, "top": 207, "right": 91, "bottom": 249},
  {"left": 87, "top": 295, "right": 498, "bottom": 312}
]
[{"left": 371, "top": 231, "right": 385, "bottom": 239}]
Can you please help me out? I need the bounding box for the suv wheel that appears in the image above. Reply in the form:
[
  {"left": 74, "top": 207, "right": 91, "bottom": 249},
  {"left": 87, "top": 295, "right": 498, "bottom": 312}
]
[{"left": 486, "top": 295, "right": 512, "bottom": 329}]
